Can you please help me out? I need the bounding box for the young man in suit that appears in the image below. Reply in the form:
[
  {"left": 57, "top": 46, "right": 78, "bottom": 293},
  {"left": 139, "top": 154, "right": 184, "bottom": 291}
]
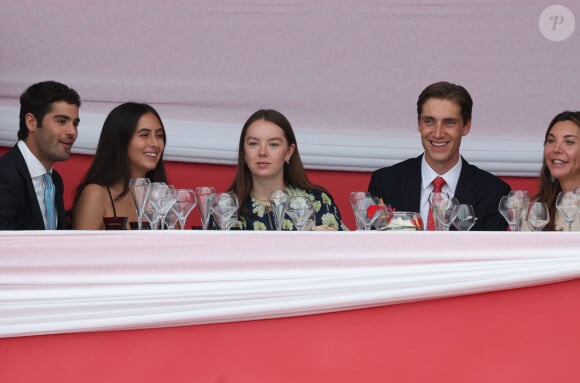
[
  {"left": 0, "top": 81, "right": 81, "bottom": 230},
  {"left": 368, "top": 81, "right": 510, "bottom": 230}
]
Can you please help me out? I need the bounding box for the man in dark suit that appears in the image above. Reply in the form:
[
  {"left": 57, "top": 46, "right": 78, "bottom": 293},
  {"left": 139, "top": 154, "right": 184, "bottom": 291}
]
[
  {"left": 368, "top": 81, "right": 510, "bottom": 230},
  {"left": 0, "top": 81, "right": 81, "bottom": 230}
]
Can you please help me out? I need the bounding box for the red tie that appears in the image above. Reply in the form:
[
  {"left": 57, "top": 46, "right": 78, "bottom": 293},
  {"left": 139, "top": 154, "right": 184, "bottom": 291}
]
[{"left": 427, "top": 177, "right": 446, "bottom": 231}]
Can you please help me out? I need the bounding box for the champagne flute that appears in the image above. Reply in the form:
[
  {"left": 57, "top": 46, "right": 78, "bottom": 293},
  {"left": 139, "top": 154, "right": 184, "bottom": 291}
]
[
  {"left": 526, "top": 202, "right": 549, "bottom": 231},
  {"left": 129, "top": 178, "right": 151, "bottom": 230},
  {"left": 555, "top": 191, "right": 579, "bottom": 231},
  {"left": 195, "top": 186, "right": 216, "bottom": 230}
]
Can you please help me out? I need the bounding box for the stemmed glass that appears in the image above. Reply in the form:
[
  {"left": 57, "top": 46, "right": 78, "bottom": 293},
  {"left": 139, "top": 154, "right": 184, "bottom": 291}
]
[
  {"left": 349, "top": 192, "right": 371, "bottom": 230},
  {"left": 555, "top": 191, "right": 579, "bottom": 231},
  {"left": 143, "top": 200, "right": 161, "bottom": 230},
  {"left": 498, "top": 195, "right": 526, "bottom": 232},
  {"left": 283, "top": 195, "right": 315, "bottom": 231},
  {"left": 269, "top": 189, "right": 289, "bottom": 231},
  {"left": 452, "top": 204, "right": 477, "bottom": 231},
  {"left": 429, "top": 192, "right": 457, "bottom": 231},
  {"left": 129, "top": 178, "right": 151, "bottom": 230},
  {"left": 149, "top": 183, "right": 178, "bottom": 229},
  {"left": 164, "top": 207, "right": 180, "bottom": 230},
  {"left": 349, "top": 192, "right": 384, "bottom": 230},
  {"left": 508, "top": 190, "right": 530, "bottom": 230},
  {"left": 210, "top": 192, "right": 239, "bottom": 230},
  {"left": 195, "top": 186, "right": 216, "bottom": 230},
  {"left": 526, "top": 202, "right": 549, "bottom": 231},
  {"left": 173, "top": 189, "right": 198, "bottom": 230}
]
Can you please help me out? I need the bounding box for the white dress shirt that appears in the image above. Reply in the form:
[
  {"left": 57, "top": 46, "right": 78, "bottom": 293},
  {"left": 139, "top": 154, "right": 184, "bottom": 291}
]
[
  {"left": 419, "top": 156, "right": 462, "bottom": 230},
  {"left": 17, "top": 140, "right": 54, "bottom": 229}
]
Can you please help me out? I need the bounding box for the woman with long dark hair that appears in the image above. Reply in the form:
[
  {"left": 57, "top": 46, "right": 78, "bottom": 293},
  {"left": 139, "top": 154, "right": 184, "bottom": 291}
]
[
  {"left": 229, "top": 109, "right": 346, "bottom": 230},
  {"left": 532, "top": 111, "right": 580, "bottom": 231},
  {"left": 72, "top": 102, "right": 168, "bottom": 229}
]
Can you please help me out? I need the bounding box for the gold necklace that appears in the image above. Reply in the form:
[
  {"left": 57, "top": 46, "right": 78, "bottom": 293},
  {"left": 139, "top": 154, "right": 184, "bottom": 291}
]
[{"left": 250, "top": 193, "right": 270, "bottom": 204}]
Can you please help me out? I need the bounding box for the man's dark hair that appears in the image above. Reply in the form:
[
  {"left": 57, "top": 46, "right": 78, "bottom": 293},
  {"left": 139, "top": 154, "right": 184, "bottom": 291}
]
[
  {"left": 417, "top": 81, "right": 473, "bottom": 124},
  {"left": 18, "top": 81, "right": 81, "bottom": 140}
]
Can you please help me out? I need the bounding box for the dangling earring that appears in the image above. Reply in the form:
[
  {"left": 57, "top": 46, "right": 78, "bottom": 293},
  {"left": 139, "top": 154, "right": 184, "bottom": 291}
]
[
  {"left": 285, "top": 160, "right": 290, "bottom": 165},
  {"left": 551, "top": 175, "right": 556, "bottom": 183}
]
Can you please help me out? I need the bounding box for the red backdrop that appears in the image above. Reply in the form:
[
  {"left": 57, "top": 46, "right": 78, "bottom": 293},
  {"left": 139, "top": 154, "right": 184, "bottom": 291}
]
[{"left": 1, "top": 278, "right": 579, "bottom": 383}]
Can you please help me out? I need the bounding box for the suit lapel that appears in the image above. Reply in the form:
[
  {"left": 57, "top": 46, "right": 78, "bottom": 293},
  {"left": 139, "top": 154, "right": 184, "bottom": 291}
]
[
  {"left": 13, "top": 146, "right": 48, "bottom": 228},
  {"left": 396, "top": 155, "right": 422, "bottom": 212},
  {"left": 454, "top": 157, "right": 476, "bottom": 204}
]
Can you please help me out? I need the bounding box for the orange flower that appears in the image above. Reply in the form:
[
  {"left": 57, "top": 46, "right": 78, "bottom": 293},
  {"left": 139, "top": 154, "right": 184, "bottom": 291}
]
[{"left": 367, "top": 205, "right": 394, "bottom": 221}]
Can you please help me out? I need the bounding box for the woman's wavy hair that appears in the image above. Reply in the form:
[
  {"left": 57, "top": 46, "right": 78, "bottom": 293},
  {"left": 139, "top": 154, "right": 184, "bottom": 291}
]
[{"left": 533, "top": 111, "right": 580, "bottom": 230}]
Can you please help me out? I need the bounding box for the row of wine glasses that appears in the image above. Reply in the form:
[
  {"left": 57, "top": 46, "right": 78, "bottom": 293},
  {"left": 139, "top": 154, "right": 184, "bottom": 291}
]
[
  {"left": 498, "top": 190, "right": 579, "bottom": 231},
  {"left": 134, "top": 184, "right": 316, "bottom": 231},
  {"left": 129, "top": 178, "right": 199, "bottom": 230},
  {"left": 429, "top": 192, "right": 478, "bottom": 231},
  {"left": 348, "top": 191, "right": 478, "bottom": 231}
]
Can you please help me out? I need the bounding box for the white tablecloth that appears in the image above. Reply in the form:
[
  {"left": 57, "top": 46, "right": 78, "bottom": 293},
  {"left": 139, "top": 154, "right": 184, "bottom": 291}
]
[{"left": 1, "top": 231, "right": 579, "bottom": 338}]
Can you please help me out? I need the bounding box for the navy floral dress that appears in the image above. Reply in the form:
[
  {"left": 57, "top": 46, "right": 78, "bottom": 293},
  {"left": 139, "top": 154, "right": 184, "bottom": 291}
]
[{"left": 238, "top": 187, "right": 348, "bottom": 231}]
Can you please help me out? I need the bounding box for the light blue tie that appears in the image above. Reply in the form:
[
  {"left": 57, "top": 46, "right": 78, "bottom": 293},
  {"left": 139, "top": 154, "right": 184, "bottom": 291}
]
[{"left": 43, "top": 173, "right": 56, "bottom": 230}]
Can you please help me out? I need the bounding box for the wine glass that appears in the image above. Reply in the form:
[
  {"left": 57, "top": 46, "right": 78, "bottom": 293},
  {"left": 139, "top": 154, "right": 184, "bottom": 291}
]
[
  {"left": 195, "top": 186, "right": 216, "bottom": 230},
  {"left": 349, "top": 192, "right": 371, "bottom": 230},
  {"left": 210, "top": 192, "right": 239, "bottom": 230},
  {"left": 508, "top": 190, "right": 530, "bottom": 230},
  {"left": 283, "top": 195, "right": 315, "bottom": 231},
  {"left": 129, "top": 178, "right": 151, "bottom": 230},
  {"left": 452, "top": 204, "right": 477, "bottom": 231},
  {"left": 555, "top": 191, "right": 579, "bottom": 231},
  {"left": 498, "top": 195, "right": 525, "bottom": 232},
  {"left": 429, "top": 192, "right": 457, "bottom": 231},
  {"left": 143, "top": 199, "right": 161, "bottom": 230},
  {"left": 525, "top": 202, "right": 549, "bottom": 231},
  {"left": 351, "top": 194, "right": 382, "bottom": 230},
  {"left": 173, "top": 189, "right": 198, "bottom": 230},
  {"left": 164, "top": 207, "right": 180, "bottom": 230},
  {"left": 149, "top": 183, "right": 177, "bottom": 229},
  {"left": 269, "top": 189, "right": 289, "bottom": 231}
]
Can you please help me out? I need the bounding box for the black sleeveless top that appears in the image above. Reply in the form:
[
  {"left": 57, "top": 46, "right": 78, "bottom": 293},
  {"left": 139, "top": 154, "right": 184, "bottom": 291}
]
[{"left": 105, "top": 186, "right": 118, "bottom": 217}]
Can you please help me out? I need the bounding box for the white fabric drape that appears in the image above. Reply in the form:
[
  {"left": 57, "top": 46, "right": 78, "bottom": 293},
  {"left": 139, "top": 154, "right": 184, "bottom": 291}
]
[
  {"left": 1, "top": 231, "right": 579, "bottom": 338},
  {"left": 2, "top": 1, "right": 578, "bottom": 175}
]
